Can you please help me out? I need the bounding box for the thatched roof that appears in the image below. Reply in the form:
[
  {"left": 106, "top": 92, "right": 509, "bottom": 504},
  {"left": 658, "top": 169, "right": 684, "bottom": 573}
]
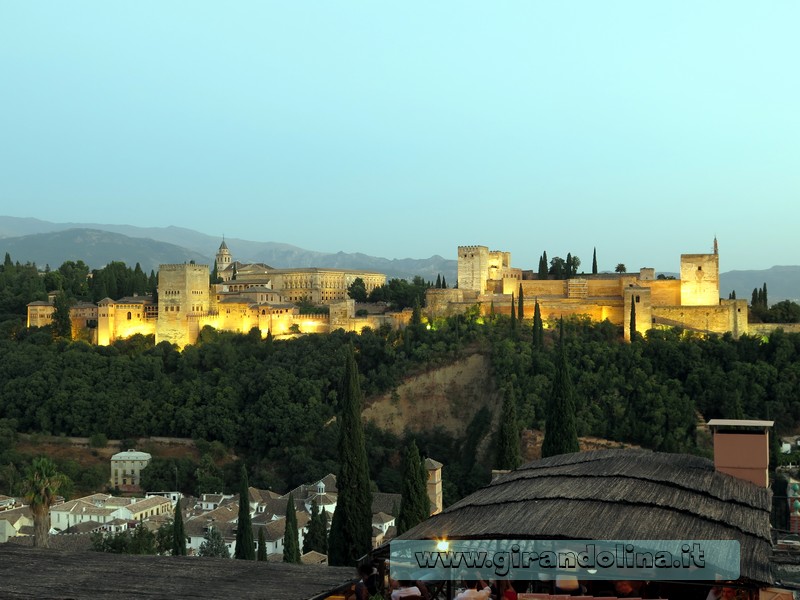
[
  {"left": 399, "top": 449, "right": 773, "bottom": 585},
  {"left": 0, "top": 544, "right": 355, "bottom": 599}
]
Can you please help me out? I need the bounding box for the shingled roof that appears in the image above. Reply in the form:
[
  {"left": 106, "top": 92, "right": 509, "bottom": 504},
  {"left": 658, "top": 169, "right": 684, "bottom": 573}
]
[
  {"left": 0, "top": 544, "right": 355, "bottom": 599},
  {"left": 399, "top": 449, "right": 774, "bottom": 585}
]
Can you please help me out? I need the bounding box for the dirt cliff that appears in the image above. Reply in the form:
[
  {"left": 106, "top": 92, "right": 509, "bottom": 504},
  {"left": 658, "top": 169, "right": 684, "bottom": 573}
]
[{"left": 363, "top": 352, "right": 502, "bottom": 444}]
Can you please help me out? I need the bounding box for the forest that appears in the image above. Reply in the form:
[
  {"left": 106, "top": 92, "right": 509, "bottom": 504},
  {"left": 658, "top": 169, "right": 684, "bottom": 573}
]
[{"left": 2, "top": 254, "right": 800, "bottom": 507}]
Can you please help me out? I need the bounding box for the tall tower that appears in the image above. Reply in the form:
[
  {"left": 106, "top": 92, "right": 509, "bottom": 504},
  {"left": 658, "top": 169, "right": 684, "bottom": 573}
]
[
  {"left": 680, "top": 239, "right": 720, "bottom": 306},
  {"left": 215, "top": 239, "right": 232, "bottom": 280}
]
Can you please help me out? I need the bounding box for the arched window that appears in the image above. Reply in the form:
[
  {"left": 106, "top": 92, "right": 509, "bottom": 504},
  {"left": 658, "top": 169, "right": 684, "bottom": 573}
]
[{"left": 127, "top": 312, "right": 132, "bottom": 320}]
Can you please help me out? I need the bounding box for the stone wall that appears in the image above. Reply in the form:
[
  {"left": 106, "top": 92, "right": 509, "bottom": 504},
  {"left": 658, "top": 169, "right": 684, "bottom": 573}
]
[
  {"left": 458, "top": 245, "right": 489, "bottom": 292},
  {"left": 680, "top": 253, "right": 720, "bottom": 306}
]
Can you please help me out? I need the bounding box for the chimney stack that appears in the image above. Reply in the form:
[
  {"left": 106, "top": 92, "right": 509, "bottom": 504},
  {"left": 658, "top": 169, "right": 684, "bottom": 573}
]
[{"left": 708, "top": 419, "right": 774, "bottom": 488}]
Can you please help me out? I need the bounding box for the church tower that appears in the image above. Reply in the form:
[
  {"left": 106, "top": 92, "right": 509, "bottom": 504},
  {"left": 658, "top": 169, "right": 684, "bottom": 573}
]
[{"left": 215, "top": 239, "right": 233, "bottom": 281}]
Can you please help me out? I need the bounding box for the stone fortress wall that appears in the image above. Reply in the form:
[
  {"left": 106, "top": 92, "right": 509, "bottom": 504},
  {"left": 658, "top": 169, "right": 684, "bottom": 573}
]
[
  {"left": 432, "top": 240, "right": 762, "bottom": 340},
  {"left": 29, "top": 241, "right": 403, "bottom": 347}
]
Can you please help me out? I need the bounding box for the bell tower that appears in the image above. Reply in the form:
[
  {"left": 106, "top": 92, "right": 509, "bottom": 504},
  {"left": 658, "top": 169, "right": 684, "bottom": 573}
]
[{"left": 215, "top": 239, "right": 232, "bottom": 281}]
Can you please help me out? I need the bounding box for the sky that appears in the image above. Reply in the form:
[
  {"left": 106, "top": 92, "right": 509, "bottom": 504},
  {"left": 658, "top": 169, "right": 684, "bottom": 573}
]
[{"left": 1, "top": 2, "right": 799, "bottom": 274}]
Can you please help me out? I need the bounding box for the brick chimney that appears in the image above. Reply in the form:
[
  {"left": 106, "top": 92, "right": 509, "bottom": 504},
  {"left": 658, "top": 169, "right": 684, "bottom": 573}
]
[{"left": 708, "top": 419, "right": 774, "bottom": 488}]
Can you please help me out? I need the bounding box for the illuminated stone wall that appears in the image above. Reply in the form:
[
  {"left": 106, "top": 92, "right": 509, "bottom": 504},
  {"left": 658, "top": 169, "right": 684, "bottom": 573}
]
[
  {"left": 680, "top": 253, "right": 720, "bottom": 306},
  {"left": 156, "top": 264, "right": 210, "bottom": 347},
  {"left": 266, "top": 269, "right": 385, "bottom": 304},
  {"left": 458, "top": 245, "right": 489, "bottom": 292}
]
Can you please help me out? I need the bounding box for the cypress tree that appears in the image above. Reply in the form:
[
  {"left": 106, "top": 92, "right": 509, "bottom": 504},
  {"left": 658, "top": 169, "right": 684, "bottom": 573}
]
[
  {"left": 411, "top": 297, "right": 422, "bottom": 326},
  {"left": 510, "top": 294, "right": 516, "bottom": 331},
  {"left": 303, "top": 499, "right": 326, "bottom": 554},
  {"left": 172, "top": 498, "right": 186, "bottom": 556},
  {"left": 532, "top": 299, "right": 544, "bottom": 349},
  {"left": 496, "top": 387, "right": 522, "bottom": 470},
  {"left": 541, "top": 319, "right": 580, "bottom": 458},
  {"left": 397, "top": 441, "right": 429, "bottom": 535},
  {"left": 763, "top": 283, "right": 768, "bottom": 307},
  {"left": 518, "top": 284, "right": 524, "bottom": 321},
  {"left": 592, "top": 247, "right": 598, "bottom": 275},
  {"left": 538, "top": 252, "right": 549, "bottom": 279},
  {"left": 566, "top": 253, "right": 573, "bottom": 278},
  {"left": 320, "top": 509, "right": 329, "bottom": 555},
  {"left": 629, "top": 295, "right": 637, "bottom": 341},
  {"left": 442, "top": 276, "right": 447, "bottom": 289},
  {"left": 234, "top": 465, "right": 255, "bottom": 560},
  {"left": 328, "top": 346, "right": 373, "bottom": 566},
  {"left": 435, "top": 274, "right": 441, "bottom": 289},
  {"left": 283, "top": 493, "right": 301, "bottom": 563},
  {"left": 257, "top": 527, "right": 267, "bottom": 561},
  {"left": 752, "top": 288, "right": 759, "bottom": 307}
]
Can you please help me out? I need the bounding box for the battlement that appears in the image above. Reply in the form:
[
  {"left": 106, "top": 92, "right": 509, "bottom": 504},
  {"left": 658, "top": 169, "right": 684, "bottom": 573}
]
[
  {"left": 458, "top": 245, "right": 488, "bottom": 253},
  {"left": 159, "top": 264, "right": 209, "bottom": 272}
]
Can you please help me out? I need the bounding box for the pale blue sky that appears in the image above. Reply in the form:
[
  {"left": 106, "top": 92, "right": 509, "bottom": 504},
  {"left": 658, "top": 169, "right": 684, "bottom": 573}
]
[{"left": 1, "top": 2, "right": 798, "bottom": 273}]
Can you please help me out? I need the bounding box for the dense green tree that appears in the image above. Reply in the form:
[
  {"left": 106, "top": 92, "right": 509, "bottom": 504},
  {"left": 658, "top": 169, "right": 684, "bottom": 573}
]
[
  {"left": 435, "top": 274, "right": 441, "bottom": 289},
  {"left": 173, "top": 498, "right": 187, "bottom": 556},
  {"left": 495, "top": 387, "right": 522, "bottom": 470},
  {"left": 538, "top": 252, "right": 548, "bottom": 279},
  {"left": 541, "top": 320, "right": 580, "bottom": 458},
  {"left": 303, "top": 498, "right": 328, "bottom": 555},
  {"left": 592, "top": 248, "right": 598, "bottom": 275},
  {"left": 23, "top": 457, "right": 67, "bottom": 548},
  {"left": 199, "top": 526, "right": 230, "bottom": 558},
  {"left": 283, "top": 493, "right": 301, "bottom": 563},
  {"left": 441, "top": 276, "right": 447, "bottom": 289},
  {"left": 397, "top": 441, "right": 428, "bottom": 534},
  {"left": 328, "top": 346, "right": 373, "bottom": 566},
  {"left": 615, "top": 263, "right": 627, "bottom": 274},
  {"left": 549, "top": 257, "right": 566, "bottom": 279},
  {"left": 234, "top": 465, "right": 255, "bottom": 560},
  {"left": 348, "top": 278, "right": 368, "bottom": 303},
  {"left": 518, "top": 284, "right": 524, "bottom": 321},
  {"left": 52, "top": 292, "right": 73, "bottom": 339}
]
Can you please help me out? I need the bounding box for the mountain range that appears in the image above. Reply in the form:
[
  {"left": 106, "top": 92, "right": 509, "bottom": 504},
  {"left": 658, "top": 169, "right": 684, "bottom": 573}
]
[{"left": 0, "top": 216, "right": 798, "bottom": 303}]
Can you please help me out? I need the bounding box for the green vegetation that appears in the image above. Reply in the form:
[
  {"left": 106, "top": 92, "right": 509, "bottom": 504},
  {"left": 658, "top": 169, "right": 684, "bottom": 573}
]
[
  {"left": 199, "top": 527, "right": 230, "bottom": 558},
  {"left": 396, "top": 440, "right": 428, "bottom": 535},
  {"left": 22, "top": 457, "right": 67, "bottom": 548},
  {"left": 495, "top": 387, "right": 521, "bottom": 470},
  {"left": 6, "top": 249, "right": 800, "bottom": 510},
  {"left": 303, "top": 498, "right": 328, "bottom": 555},
  {"left": 328, "top": 346, "right": 373, "bottom": 566},
  {"left": 234, "top": 464, "right": 255, "bottom": 560},
  {"left": 541, "top": 320, "right": 580, "bottom": 458},
  {"left": 283, "top": 493, "right": 300, "bottom": 563}
]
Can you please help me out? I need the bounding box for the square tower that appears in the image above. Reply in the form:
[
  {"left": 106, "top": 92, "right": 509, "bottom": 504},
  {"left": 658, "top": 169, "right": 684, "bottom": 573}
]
[
  {"left": 156, "top": 263, "right": 210, "bottom": 346},
  {"left": 680, "top": 253, "right": 720, "bottom": 306},
  {"left": 457, "top": 246, "right": 489, "bottom": 292}
]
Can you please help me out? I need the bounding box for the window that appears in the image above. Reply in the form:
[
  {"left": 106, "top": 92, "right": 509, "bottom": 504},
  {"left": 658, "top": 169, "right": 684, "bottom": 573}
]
[
  {"left": 127, "top": 312, "right": 132, "bottom": 320},
  {"left": 635, "top": 296, "right": 640, "bottom": 303}
]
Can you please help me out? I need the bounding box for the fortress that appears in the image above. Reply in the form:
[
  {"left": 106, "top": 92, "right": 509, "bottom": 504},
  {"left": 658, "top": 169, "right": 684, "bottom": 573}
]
[
  {"left": 27, "top": 238, "right": 769, "bottom": 346},
  {"left": 426, "top": 239, "right": 750, "bottom": 339},
  {"left": 27, "top": 241, "right": 406, "bottom": 347}
]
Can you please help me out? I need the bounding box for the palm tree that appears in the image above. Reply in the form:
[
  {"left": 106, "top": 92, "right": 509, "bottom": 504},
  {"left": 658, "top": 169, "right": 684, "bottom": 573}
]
[{"left": 23, "top": 457, "right": 67, "bottom": 548}]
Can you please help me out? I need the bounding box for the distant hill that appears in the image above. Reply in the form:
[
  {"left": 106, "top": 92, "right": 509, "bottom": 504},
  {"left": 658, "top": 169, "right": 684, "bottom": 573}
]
[
  {"left": 0, "top": 217, "right": 457, "bottom": 282},
  {"left": 0, "top": 229, "right": 209, "bottom": 273},
  {"left": 720, "top": 266, "right": 800, "bottom": 304}
]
